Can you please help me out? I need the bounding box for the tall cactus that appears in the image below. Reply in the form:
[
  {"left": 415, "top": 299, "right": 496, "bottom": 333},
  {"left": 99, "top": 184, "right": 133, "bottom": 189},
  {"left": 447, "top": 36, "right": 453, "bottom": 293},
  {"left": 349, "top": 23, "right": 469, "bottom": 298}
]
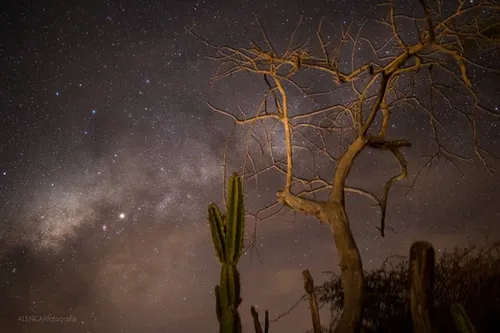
[
  {"left": 450, "top": 302, "right": 478, "bottom": 333},
  {"left": 208, "top": 173, "right": 245, "bottom": 333}
]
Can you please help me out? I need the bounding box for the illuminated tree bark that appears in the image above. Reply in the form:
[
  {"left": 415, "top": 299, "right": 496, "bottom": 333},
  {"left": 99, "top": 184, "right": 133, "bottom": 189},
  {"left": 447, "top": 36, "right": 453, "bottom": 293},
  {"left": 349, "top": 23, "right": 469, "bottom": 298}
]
[{"left": 191, "top": 1, "right": 500, "bottom": 331}]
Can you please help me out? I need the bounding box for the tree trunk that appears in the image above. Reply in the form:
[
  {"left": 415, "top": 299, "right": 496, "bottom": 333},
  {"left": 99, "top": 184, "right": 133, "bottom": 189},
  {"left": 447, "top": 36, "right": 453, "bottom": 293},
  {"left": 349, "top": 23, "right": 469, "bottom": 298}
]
[
  {"left": 277, "top": 137, "right": 368, "bottom": 333},
  {"left": 278, "top": 192, "right": 365, "bottom": 333},
  {"left": 328, "top": 137, "right": 366, "bottom": 333},
  {"left": 327, "top": 203, "right": 364, "bottom": 333}
]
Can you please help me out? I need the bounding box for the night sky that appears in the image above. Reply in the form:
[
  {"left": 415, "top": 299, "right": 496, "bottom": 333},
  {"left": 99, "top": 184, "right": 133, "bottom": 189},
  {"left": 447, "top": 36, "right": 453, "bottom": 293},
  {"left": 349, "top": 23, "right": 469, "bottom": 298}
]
[{"left": 0, "top": 0, "right": 499, "bottom": 332}]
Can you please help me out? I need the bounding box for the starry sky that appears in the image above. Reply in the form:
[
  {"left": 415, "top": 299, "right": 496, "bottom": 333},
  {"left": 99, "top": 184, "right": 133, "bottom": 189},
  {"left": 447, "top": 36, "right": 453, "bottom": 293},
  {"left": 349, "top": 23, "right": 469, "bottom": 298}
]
[{"left": 0, "top": 0, "right": 499, "bottom": 332}]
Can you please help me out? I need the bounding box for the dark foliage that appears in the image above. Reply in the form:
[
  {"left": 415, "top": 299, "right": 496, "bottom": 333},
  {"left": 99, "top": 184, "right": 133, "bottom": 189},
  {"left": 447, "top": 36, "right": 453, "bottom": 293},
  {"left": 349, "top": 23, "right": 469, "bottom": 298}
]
[{"left": 317, "top": 242, "right": 500, "bottom": 333}]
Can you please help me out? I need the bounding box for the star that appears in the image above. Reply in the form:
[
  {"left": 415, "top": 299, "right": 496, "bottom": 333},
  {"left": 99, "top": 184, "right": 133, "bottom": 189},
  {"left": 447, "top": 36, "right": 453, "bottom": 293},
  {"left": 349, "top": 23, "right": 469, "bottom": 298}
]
[{"left": 0, "top": 1, "right": 498, "bottom": 333}]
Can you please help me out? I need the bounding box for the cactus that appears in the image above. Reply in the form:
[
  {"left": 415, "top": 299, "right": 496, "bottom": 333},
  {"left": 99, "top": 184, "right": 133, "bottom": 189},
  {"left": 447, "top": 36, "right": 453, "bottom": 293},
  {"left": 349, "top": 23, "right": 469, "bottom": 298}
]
[
  {"left": 208, "top": 172, "right": 245, "bottom": 265},
  {"left": 208, "top": 173, "right": 245, "bottom": 333},
  {"left": 409, "top": 241, "right": 437, "bottom": 333},
  {"left": 303, "top": 269, "right": 322, "bottom": 333},
  {"left": 450, "top": 302, "right": 477, "bottom": 333}
]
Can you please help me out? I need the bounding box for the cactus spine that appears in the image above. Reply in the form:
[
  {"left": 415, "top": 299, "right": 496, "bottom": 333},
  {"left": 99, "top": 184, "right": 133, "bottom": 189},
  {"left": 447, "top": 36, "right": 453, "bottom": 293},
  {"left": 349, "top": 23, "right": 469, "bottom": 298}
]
[
  {"left": 208, "top": 173, "right": 245, "bottom": 333},
  {"left": 450, "top": 302, "right": 477, "bottom": 333}
]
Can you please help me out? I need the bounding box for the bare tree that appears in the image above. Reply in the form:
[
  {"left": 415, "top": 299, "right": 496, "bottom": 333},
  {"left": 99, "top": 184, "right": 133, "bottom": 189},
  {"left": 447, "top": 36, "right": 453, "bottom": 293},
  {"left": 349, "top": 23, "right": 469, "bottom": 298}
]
[{"left": 189, "top": 0, "right": 500, "bottom": 332}]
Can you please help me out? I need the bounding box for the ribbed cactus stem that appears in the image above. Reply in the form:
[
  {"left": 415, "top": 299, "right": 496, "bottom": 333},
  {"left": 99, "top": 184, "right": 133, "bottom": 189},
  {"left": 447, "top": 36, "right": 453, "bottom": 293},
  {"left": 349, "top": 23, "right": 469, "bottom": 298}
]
[
  {"left": 208, "top": 173, "right": 245, "bottom": 333},
  {"left": 208, "top": 173, "right": 245, "bottom": 265},
  {"left": 450, "top": 303, "right": 477, "bottom": 333},
  {"left": 224, "top": 173, "right": 245, "bottom": 265},
  {"left": 217, "top": 264, "right": 242, "bottom": 333},
  {"left": 208, "top": 203, "right": 226, "bottom": 264},
  {"left": 215, "top": 285, "right": 222, "bottom": 322}
]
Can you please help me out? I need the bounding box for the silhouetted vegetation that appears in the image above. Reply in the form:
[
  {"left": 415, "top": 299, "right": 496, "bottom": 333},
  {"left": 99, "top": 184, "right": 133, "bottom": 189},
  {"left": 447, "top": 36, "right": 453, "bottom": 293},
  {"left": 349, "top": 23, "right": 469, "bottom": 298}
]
[
  {"left": 317, "top": 241, "right": 500, "bottom": 333},
  {"left": 194, "top": 0, "right": 500, "bottom": 329},
  {"left": 207, "top": 174, "right": 500, "bottom": 333}
]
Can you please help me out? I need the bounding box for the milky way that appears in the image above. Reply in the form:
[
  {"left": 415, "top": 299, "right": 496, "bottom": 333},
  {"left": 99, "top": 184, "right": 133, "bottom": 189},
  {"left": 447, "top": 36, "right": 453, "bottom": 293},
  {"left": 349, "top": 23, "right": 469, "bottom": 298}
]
[{"left": 1, "top": 0, "right": 499, "bottom": 332}]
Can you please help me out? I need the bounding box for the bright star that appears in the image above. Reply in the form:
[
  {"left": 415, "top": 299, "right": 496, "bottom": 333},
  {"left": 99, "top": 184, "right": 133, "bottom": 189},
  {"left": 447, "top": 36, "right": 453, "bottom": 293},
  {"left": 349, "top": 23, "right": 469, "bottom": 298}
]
[{"left": 119, "top": 213, "right": 126, "bottom": 219}]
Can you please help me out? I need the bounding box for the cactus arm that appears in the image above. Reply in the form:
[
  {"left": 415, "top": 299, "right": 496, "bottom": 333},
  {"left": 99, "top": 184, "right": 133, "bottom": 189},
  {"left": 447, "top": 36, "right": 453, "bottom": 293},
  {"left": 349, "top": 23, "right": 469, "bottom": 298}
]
[
  {"left": 225, "top": 173, "right": 245, "bottom": 265},
  {"left": 450, "top": 302, "right": 477, "bottom": 333},
  {"left": 208, "top": 203, "right": 226, "bottom": 263}
]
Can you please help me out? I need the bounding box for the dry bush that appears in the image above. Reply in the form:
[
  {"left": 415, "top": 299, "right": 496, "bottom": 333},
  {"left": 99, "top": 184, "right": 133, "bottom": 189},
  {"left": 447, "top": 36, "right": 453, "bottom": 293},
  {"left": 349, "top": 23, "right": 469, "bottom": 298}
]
[{"left": 318, "top": 241, "right": 500, "bottom": 333}]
